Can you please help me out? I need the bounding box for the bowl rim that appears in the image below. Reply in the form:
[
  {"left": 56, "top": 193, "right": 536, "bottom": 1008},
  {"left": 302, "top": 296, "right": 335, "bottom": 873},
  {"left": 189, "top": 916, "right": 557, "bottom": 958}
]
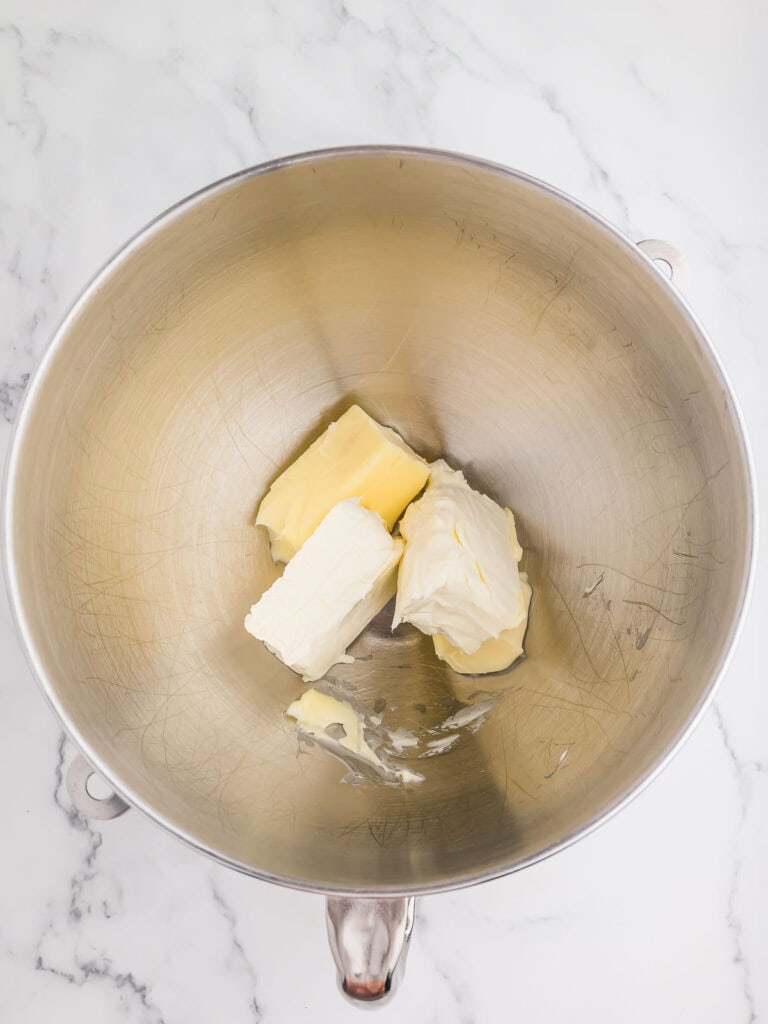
[{"left": 2, "top": 144, "right": 758, "bottom": 896}]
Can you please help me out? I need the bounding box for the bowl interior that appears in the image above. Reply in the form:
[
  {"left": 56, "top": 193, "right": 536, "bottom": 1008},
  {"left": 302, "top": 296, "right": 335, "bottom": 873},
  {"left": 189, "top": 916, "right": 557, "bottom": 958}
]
[{"left": 7, "top": 151, "right": 752, "bottom": 891}]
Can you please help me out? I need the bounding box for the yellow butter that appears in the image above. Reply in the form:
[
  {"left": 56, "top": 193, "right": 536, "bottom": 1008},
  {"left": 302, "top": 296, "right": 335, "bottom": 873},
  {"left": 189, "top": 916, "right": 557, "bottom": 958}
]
[
  {"left": 256, "top": 405, "right": 430, "bottom": 562},
  {"left": 433, "top": 577, "right": 532, "bottom": 675},
  {"left": 287, "top": 689, "right": 381, "bottom": 764},
  {"left": 286, "top": 688, "right": 425, "bottom": 785}
]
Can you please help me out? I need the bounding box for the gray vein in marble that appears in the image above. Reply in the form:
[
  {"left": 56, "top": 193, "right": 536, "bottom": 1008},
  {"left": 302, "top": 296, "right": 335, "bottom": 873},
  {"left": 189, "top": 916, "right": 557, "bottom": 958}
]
[
  {"left": 1, "top": 212, "right": 57, "bottom": 421},
  {"left": 0, "top": 372, "right": 29, "bottom": 424},
  {"left": 1, "top": 23, "right": 57, "bottom": 411},
  {"left": 29, "top": 735, "right": 168, "bottom": 1020},
  {"left": 416, "top": 900, "right": 559, "bottom": 1023},
  {"left": 52, "top": 733, "right": 87, "bottom": 832},
  {"left": 538, "top": 85, "right": 631, "bottom": 230},
  {"left": 211, "top": 881, "right": 262, "bottom": 1021},
  {"left": 409, "top": 5, "right": 525, "bottom": 85},
  {"left": 627, "top": 59, "right": 664, "bottom": 108},
  {"left": 659, "top": 187, "right": 768, "bottom": 258},
  {"left": 1, "top": 23, "right": 47, "bottom": 153},
  {"left": 714, "top": 706, "right": 758, "bottom": 1024},
  {"left": 52, "top": 733, "right": 108, "bottom": 924},
  {"left": 231, "top": 83, "right": 263, "bottom": 143},
  {"left": 35, "top": 951, "right": 167, "bottom": 1024},
  {"left": 414, "top": 906, "right": 466, "bottom": 1023}
]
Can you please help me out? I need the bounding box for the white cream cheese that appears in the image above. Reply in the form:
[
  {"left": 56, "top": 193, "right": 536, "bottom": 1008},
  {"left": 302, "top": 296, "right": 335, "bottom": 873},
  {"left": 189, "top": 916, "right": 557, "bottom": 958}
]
[
  {"left": 245, "top": 498, "right": 403, "bottom": 681},
  {"left": 392, "top": 460, "right": 524, "bottom": 653}
]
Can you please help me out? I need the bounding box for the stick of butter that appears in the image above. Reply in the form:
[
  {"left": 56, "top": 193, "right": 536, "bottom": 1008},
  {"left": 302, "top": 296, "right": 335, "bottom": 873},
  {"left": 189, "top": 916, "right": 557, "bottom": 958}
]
[
  {"left": 433, "top": 577, "right": 532, "bottom": 674},
  {"left": 393, "top": 460, "right": 524, "bottom": 653},
  {"left": 256, "top": 405, "right": 429, "bottom": 562},
  {"left": 245, "top": 498, "right": 403, "bottom": 681}
]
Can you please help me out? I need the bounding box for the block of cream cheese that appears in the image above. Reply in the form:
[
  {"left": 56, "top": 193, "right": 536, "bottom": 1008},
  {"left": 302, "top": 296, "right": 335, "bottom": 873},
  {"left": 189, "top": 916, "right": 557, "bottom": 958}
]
[
  {"left": 256, "top": 405, "right": 429, "bottom": 562},
  {"left": 433, "top": 576, "right": 532, "bottom": 674},
  {"left": 245, "top": 498, "right": 403, "bottom": 681},
  {"left": 393, "top": 460, "right": 524, "bottom": 653},
  {"left": 286, "top": 688, "right": 424, "bottom": 785}
]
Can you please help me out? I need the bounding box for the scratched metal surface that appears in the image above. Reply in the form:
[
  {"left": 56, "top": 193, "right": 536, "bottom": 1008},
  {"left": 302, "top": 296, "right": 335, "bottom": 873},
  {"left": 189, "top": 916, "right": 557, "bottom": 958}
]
[{"left": 5, "top": 150, "right": 753, "bottom": 891}]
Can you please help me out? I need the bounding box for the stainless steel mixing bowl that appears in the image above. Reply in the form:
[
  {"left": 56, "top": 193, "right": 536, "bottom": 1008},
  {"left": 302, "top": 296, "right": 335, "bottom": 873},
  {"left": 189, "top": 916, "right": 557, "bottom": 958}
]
[{"left": 4, "top": 147, "right": 755, "bottom": 1002}]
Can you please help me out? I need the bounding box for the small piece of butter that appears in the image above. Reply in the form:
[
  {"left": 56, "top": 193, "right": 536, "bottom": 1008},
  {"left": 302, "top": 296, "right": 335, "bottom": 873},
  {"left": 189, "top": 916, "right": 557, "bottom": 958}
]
[
  {"left": 256, "top": 405, "right": 429, "bottom": 562},
  {"left": 245, "top": 498, "right": 403, "bottom": 681},
  {"left": 287, "top": 688, "right": 424, "bottom": 785},
  {"left": 433, "top": 576, "right": 532, "bottom": 674},
  {"left": 393, "top": 460, "right": 524, "bottom": 653},
  {"left": 286, "top": 689, "right": 381, "bottom": 764}
]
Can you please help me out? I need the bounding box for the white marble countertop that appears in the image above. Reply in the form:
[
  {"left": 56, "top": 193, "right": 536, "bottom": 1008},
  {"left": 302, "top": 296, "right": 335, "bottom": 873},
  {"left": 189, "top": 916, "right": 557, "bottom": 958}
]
[{"left": 1, "top": 1, "right": 766, "bottom": 1021}]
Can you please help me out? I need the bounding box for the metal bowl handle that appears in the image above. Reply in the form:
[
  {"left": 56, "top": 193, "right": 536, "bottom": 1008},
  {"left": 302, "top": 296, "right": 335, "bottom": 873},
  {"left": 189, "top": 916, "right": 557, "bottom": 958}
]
[
  {"left": 637, "top": 238, "right": 690, "bottom": 287},
  {"left": 66, "top": 753, "right": 130, "bottom": 820},
  {"left": 326, "top": 895, "right": 415, "bottom": 1005}
]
